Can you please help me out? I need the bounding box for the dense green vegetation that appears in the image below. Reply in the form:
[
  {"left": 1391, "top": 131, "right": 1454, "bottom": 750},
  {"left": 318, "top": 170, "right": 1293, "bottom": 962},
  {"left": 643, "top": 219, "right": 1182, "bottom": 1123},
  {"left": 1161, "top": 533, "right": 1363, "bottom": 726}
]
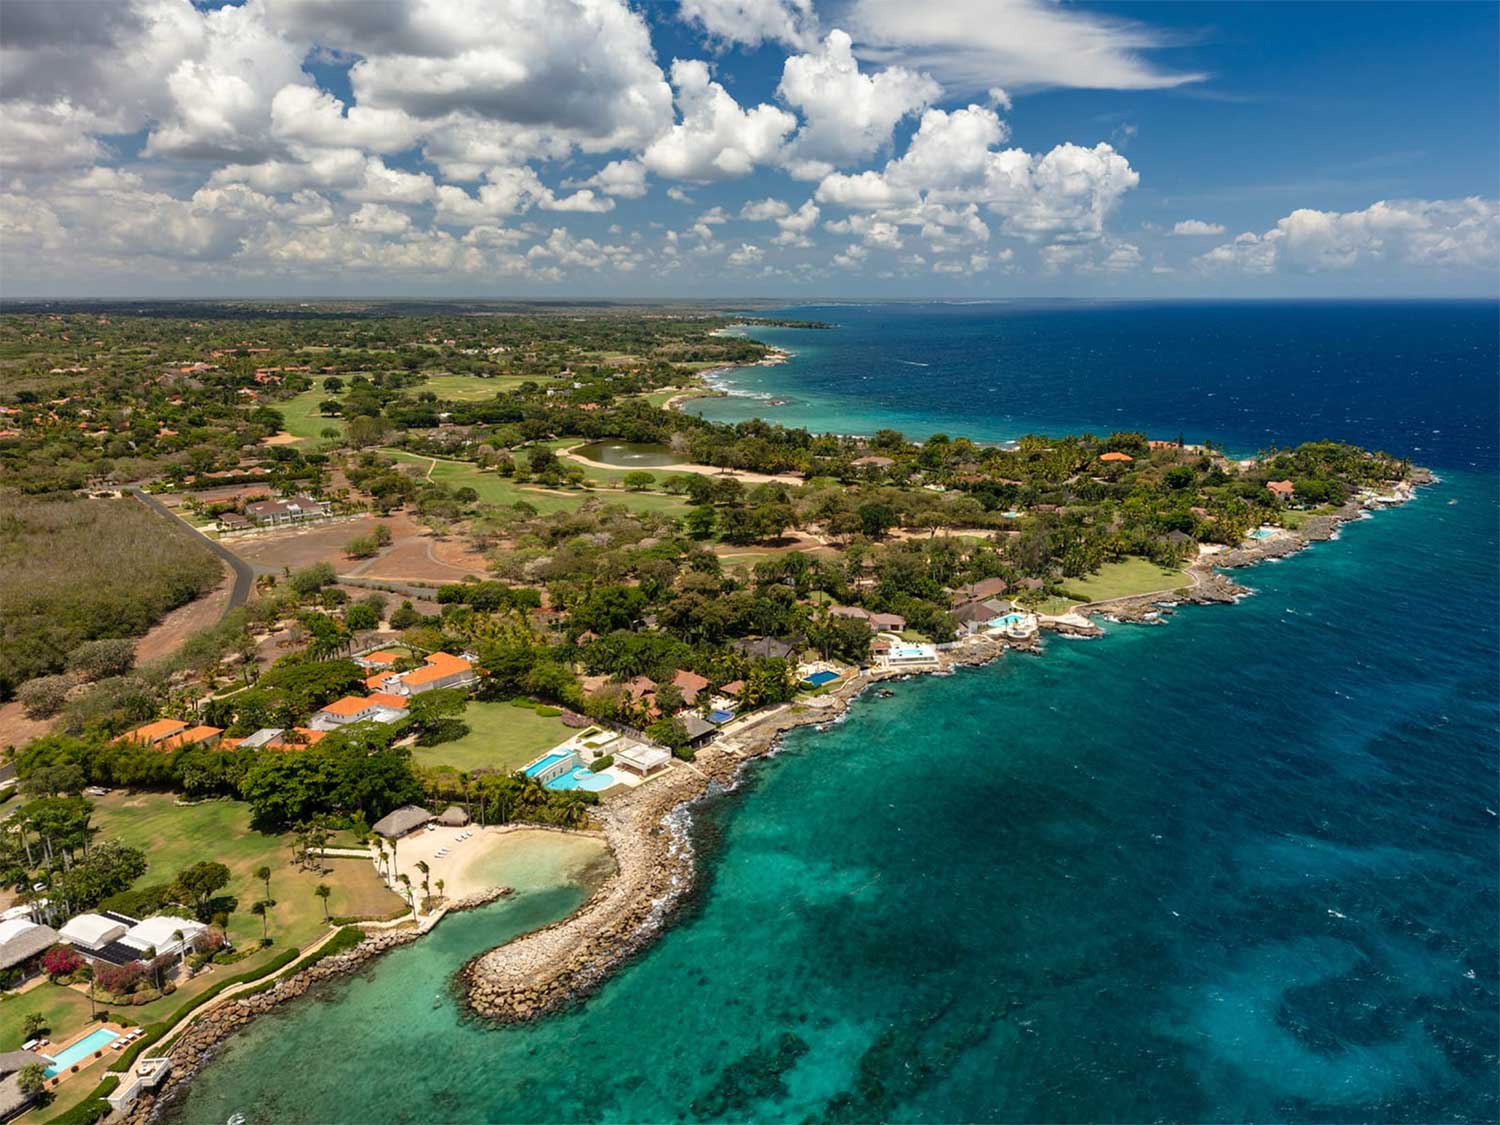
[{"left": 0, "top": 494, "right": 222, "bottom": 700}]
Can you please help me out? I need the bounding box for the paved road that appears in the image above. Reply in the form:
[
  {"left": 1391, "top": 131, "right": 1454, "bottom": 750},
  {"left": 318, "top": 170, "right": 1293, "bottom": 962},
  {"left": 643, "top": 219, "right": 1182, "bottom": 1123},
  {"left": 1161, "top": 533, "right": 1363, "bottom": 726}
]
[{"left": 127, "top": 487, "right": 254, "bottom": 616}]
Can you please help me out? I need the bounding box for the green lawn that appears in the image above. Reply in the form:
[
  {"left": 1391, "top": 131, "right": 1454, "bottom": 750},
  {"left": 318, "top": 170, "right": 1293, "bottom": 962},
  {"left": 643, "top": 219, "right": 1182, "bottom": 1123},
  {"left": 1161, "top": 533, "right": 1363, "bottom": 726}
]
[
  {"left": 1060, "top": 558, "right": 1189, "bottom": 604},
  {"left": 1278, "top": 505, "right": 1336, "bottom": 530},
  {"left": 411, "top": 701, "right": 569, "bottom": 775},
  {"left": 273, "top": 388, "right": 343, "bottom": 445},
  {"left": 421, "top": 374, "right": 535, "bottom": 400},
  {"left": 0, "top": 983, "right": 93, "bottom": 1051},
  {"left": 0, "top": 793, "right": 404, "bottom": 1058},
  {"left": 91, "top": 793, "right": 401, "bottom": 950},
  {"left": 383, "top": 449, "right": 690, "bottom": 517}
]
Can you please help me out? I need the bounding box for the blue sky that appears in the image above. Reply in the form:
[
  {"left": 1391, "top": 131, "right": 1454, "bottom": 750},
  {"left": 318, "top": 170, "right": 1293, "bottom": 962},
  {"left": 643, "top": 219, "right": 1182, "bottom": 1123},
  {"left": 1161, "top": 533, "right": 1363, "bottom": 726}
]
[{"left": 1, "top": 0, "right": 1495, "bottom": 297}]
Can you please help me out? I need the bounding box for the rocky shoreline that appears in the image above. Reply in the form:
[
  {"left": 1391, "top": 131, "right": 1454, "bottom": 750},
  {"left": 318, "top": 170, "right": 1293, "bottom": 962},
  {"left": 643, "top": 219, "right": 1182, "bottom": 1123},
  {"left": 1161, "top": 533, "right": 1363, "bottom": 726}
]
[
  {"left": 122, "top": 887, "right": 510, "bottom": 1125},
  {"left": 459, "top": 470, "right": 1434, "bottom": 1024},
  {"left": 460, "top": 677, "right": 865, "bottom": 1023},
  {"left": 128, "top": 469, "right": 1435, "bottom": 1110}
]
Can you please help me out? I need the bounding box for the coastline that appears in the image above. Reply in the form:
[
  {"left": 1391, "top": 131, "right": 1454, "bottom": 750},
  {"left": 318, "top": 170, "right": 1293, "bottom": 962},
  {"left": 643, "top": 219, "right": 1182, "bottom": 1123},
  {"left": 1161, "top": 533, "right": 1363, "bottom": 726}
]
[
  {"left": 120, "top": 887, "right": 511, "bottom": 1125},
  {"left": 458, "top": 467, "right": 1436, "bottom": 1025}
]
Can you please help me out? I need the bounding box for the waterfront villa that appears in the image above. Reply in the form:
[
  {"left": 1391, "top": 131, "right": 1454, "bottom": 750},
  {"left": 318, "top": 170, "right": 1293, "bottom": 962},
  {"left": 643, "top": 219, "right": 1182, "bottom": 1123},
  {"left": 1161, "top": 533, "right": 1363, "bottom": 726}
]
[
  {"left": 882, "top": 641, "right": 940, "bottom": 668},
  {"left": 57, "top": 913, "right": 128, "bottom": 958},
  {"left": 1267, "top": 480, "right": 1296, "bottom": 501}
]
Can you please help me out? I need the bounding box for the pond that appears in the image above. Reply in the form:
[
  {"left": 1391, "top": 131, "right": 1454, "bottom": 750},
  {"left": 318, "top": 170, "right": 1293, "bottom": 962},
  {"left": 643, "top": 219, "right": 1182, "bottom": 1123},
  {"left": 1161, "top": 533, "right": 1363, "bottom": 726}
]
[{"left": 571, "top": 440, "right": 685, "bottom": 467}]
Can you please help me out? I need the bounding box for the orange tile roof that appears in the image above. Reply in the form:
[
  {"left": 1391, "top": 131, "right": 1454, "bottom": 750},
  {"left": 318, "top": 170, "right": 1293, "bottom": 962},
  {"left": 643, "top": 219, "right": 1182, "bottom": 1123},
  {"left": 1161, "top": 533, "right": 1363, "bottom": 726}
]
[
  {"left": 364, "top": 650, "right": 402, "bottom": 665},
  {"left": 1267, "top": 479, "right": 1295, "bottom": 495},
  {"left": 1099, "top": 451, "right": 1134, "bottom": 463},
  {"left": 320, "top": 695, "right": 376, "bottom": 717},
  {"left": 123, "top": 718, "right": 189, "bottom": 745},
  {"left": 365, "top": 673, "right": 392, "bottom": 691},
  {"left": 673, "top": 669, "right": 710, "bottom": 692},
  {"left": 403, "top": 651, "right": 472, "bottom": 687},
  {"left": 159, "top": 725, "right": 222, "bottom": 750},
  {"left": 367, "top": 692, "right": 410, "bottom": 710}
]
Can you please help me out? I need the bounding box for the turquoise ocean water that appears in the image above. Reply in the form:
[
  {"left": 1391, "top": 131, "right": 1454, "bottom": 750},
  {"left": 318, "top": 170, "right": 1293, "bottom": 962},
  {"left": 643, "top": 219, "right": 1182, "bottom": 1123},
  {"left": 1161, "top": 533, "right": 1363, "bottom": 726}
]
[{"left": 175, "top": 303, "right": 1497, "bottom": 1124}]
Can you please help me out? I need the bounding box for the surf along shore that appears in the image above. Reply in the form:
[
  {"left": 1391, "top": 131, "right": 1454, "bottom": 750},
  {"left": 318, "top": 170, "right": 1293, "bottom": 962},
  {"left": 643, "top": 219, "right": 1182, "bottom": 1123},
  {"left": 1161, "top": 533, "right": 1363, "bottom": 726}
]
[
  {"left": 458, "top": 466, "right": 1434, "bottom": 1026},
  {"left": 120, "top": 471, "right": 1433, "bottom": 1125}
]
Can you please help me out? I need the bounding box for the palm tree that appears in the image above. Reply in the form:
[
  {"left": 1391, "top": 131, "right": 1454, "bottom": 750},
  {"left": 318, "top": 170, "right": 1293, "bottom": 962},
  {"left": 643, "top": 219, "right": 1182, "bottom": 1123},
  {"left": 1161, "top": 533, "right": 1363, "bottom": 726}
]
[
  {"left": 251, "top": 900, "right": 270, "bottom": 943},
  {"left": 388, "top": 836, "right": 398, "bottom": 881},
  {"left": 255, "top": 865, "right": 273, "bottom": 905},
  {"left": 435, "top": 878, "right": 445, "bottom": 903},
  {"left": 397, "top": 873, "right": 412, "bottom": 910},
  {"left": 415, "top": 860, "right": 430, "bottom": 912},
  {"left": 315, "top": 883, "right": 332, "bottom": 922}
]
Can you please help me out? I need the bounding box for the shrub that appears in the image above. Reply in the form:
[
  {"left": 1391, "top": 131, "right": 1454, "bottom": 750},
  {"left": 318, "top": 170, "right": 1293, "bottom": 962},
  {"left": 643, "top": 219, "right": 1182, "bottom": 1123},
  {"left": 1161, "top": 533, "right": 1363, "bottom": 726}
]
[
  {"left": 93, "top": 961, "right": 145, "bottom": 996},
  {"left": 343, "top": 536, "right": 378, "bottom": 559},
  {"left": 589, "top": 754, "right": 614, "bottom": 772},
  {"left": 17, "top": 674, "right": 78, "bottom": 718},
  {"left": 533, "top": 705, "right": 562, "bottom": 717},
  {"left": 42, "top": 946, "right": 84, "bottom": 980},
  {"left": 66, "top": 639, "right": 136, "bottom": 682}
]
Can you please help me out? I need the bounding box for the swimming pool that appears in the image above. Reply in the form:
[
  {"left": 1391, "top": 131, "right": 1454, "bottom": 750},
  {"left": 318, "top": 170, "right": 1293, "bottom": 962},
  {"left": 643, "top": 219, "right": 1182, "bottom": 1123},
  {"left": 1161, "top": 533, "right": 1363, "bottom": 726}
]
[
  {"left": 802, "top": 670, "right": 840, "bottom": 686},
  {"left": 44, "top": 1028, "right": 118, "bottom": 1076},
  {"left": 1249, "top": 528, "right": 1275, "bottom": 540},
  {"left": 990, "top": 613, "right": 1027, "bottom": 628},
  {"left": 545, "top": 767, "right": 615, "bottom": 792},
  {"left": 523, "top": 752, "right": 571, "bottom": 778},
  {"left": 709, "top": 709, "right": 735, "bottom": 724}
]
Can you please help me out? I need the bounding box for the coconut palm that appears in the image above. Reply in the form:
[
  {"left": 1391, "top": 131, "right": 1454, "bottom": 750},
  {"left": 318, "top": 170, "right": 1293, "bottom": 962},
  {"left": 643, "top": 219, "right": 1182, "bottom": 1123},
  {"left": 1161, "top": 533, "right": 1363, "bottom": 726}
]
[
  {"left": 315, "top": 883, "right": 332, "bottom": 922},
  {"left": 397, "top": 873, "right": 413, "bottom": 910},
  {"left": 415, "top": 860, "right": 430, "bottom": 911},
  {"left": 251, "top": 900, "right": 270, "bottom": 943},
  {"left": 435, "top": 878, "right": 445, "bottom": 903},
  {"left": 255, "top": 865, "right": 272, "bottom": 905}
]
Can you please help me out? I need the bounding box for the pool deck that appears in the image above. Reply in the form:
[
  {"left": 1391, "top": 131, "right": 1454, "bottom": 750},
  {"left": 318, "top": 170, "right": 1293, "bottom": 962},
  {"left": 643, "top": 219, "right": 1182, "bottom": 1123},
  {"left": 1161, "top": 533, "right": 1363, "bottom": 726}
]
[{"left": 39, "top": 1021, "right": 134, "bottom": 1089}]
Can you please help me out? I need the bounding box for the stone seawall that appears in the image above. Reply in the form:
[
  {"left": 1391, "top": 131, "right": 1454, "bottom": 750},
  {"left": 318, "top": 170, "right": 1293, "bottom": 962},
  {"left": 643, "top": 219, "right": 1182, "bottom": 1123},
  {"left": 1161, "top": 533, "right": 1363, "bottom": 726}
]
[{"left": 461, "top": 677, "right": 870, "bottom": 1024}]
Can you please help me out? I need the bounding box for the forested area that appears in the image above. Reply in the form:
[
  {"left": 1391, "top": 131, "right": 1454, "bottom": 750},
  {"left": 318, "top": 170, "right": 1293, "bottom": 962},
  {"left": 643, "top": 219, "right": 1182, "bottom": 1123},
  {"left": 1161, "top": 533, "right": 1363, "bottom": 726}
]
[{"left": 0, "top": 493, "right": 222, "bottom": 699}]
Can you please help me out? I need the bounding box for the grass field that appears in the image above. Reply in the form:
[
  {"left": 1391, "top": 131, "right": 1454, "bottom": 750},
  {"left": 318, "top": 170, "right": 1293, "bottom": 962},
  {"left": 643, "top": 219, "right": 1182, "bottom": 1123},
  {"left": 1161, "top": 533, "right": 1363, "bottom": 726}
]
[
  {"left": 384, "top": 449, "right": 690, "bottom": 517},
  {"left": 420, "top": 373, "right": 535, "bottom": 400},
  {"left": 0, "top": 793, "right": 404, "bottom": 1057},
  {"left": 91, "top": 793, "right": 401, "bottom": 950},
  {"left": 412, "top": 701, "right": 569, "bottom": 775},
  {"left": 1060, "top": 558, "right": 1188, "bottom": 604},
  {"left": 274, "top": 388, "right": 343, "bottom": 445}
]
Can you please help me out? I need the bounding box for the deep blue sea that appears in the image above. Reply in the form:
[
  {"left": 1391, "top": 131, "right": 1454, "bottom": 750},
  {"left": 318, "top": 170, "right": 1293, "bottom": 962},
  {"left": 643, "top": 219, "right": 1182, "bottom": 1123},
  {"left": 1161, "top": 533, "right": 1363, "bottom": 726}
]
[{"left": 176, "top": 302, "right": 1498, "bottom": 1124}]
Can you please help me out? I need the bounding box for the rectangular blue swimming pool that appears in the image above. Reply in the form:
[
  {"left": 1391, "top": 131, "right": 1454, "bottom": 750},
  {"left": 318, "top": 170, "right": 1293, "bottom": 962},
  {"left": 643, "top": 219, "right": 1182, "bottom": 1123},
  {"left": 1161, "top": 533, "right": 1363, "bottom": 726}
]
[
  {"left": 523, "top": 752, "right": 571, "bottom": 778},
  {"left": 802, "top": 671, "right": 840, "bottom": 686},
  {"left": 44, "top": 1028, "right": 117, "bottom": 1076}
]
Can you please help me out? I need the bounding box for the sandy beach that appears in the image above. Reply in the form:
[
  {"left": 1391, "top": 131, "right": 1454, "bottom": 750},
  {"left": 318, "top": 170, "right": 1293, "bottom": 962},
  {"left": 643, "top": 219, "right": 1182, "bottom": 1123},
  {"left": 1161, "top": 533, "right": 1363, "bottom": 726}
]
[{"left": 384, "top": 824, "right": 611, "bottom": 905}]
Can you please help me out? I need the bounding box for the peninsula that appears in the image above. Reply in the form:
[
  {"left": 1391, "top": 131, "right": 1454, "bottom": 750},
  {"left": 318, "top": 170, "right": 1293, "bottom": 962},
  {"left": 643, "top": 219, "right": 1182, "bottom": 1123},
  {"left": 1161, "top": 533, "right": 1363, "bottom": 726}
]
[{"left": 0, "top": 306, "right": 1429, "bottom": 1123}]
